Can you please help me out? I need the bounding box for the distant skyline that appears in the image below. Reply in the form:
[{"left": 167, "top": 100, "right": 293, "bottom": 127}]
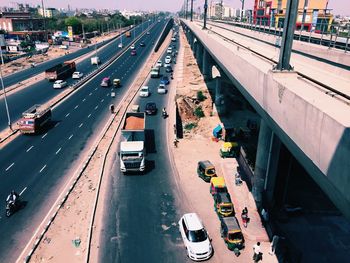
[{"left": 0, "top": 0, "right": 349, "bottom": 16}]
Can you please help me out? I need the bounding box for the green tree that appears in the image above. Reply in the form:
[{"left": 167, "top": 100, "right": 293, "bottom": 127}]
[{"left": 65, "top": 17, "right": 82, "bottom": 34}]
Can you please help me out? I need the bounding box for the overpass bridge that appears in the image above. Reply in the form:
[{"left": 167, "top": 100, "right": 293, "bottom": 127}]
[{"left": 181, "top": 19, "right": 350, "bottom": 219}]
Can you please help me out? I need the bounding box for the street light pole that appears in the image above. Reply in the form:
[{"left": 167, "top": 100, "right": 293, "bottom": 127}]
[
  {"left": 203, "top": 0, "right": 208, "bottom": 29},
  {"left": 0, "top": 35, "right": 12, "bottom": 130},
  {"left": 190, "top": 0, "right": 194, "bottom": 22},
  {"left": 240, "top": 0, "right": 245, "bottom": 22}
]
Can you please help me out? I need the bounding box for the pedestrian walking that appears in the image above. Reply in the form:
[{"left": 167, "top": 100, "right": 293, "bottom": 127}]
[
  {"left": 173, "top": 124, "right": 177, "bottom": 136},
  {"left": 241, "top": 207, "right": 249, "bottom": 228},
  {"left": 253, "top": 242, "right": 262, "bottom": 262}
]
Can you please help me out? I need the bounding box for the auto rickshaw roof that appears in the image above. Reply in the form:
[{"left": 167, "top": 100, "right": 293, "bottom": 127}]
[
  {"left": 215, "top": 192, "right": 232, "bottom": 203},
  {"left": 113, "top": 78, "right": 120, "bottom": 82},
  {"left": 210, "top": 176, "right": 226, "bottom": 187},
  {"left": 221, "top": 216, "right": 241, "bottom": 231},
  {"left": 221, "top": 142, "right": 239, "bottom": 151},
  {"left": 198, "top": 160, "right": 215, "bottom": 169}
]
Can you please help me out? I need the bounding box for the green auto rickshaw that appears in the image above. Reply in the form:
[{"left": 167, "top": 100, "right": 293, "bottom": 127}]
[
  {"left": 220, "top": 142, "right": 239, "bottom": 158},
  {"left": 197, "top": 160, "right": 217, "bottom": 182},
  {"left": 220, "top": 216, "right": 245, "bottom": 250}
]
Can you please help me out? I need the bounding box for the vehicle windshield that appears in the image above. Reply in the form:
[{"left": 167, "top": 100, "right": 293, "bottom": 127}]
[
  {"left": 206, "top": 168, "right": 215, "bottom": 175},
  {"left": 121, "top": 152, "right": 143, "bottom": 158},
  {"left": 228, "top": 232, "right": 243, "bottom": 241},
  {"left": 220, "top": 204, "right": 233, "bottom": 212},
  {"left": 188, "top": 229, "right": 208, "bottom": 243},
  {"left": 141, "top": 88, "right": 148, "bottom": 92}
]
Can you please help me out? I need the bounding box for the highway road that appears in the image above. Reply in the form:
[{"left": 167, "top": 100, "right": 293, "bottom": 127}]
[
  {"left": 0, "top": 22, "right": 149, "bottom": 130},
  {"left": 0, "top": 20, "right": 168, "bottom": 263},
  {"left": 99, "top": 29, "right": 189, "bottom": 262}
]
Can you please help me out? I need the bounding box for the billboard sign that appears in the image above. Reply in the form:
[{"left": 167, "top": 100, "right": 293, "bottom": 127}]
[{"left": 67, "top": 26, "right": 73, "bottom": 41}]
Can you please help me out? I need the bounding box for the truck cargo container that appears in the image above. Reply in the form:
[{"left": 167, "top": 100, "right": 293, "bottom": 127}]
[
  {"left": 18, "top": 105, "right": 52, "bottom": 134},
  {"left": 45, "top": 61, "right": 76, "bottom": 81}
]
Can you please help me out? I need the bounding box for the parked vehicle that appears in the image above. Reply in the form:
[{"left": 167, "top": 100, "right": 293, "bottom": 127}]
[
  {"left": 160, "top": 76, "right": 170, "bottom": 85},
  {"left": 156, "top": 60, "right": 163, "bottom": 67},
  {"left": 167, "top": 47, "right": 172, "bottom": 54},
  {"left": 164, "top": 55, "right": 172, "bottom": 64},
  {"left": 139, "top": 86, "right": 150, "bottom": 97},
  {"left": 131, "top": 49, "right": 137, "bottom": 56},
  {"left": 18, "top": 104, "right": 52, "bottom": 134},
  {"left": 214, "top": 192, "right": 235, "bottom": 217},
  {"left": 53, "top": 80, "right": 67, "bottom": 89},
  {"left": 220, "top": 142, "right": 239, "bottom": 158},
  {"left": 210, "top": 177, "right": 227, "bottom": 195},
  {"left": 220, "top": 216, "right": 244, "bottom": 250},
  {"left": 125, "top": 31, "right": 131, "bottom": 37},
  {"left": 157, "top": 84, "right": 166, "bottom": 94},
  {"left": 178, "top": 213, "right": 213, "bottom": 261},
  {"left": 145, "top": 102, "right": 157, "bottom": 115},
  {"left": 118, "top": 43, "right": 123, "bottom": 48},
  {"left": 150, "top": 66, "right": 160, "bottom": 78},
  {"left": 45, "top": 61, "right": 76, "bottom": 81},
  {"left": 131, "top": 104, "right": 140, "bottom": 112},
  {"left": 119, "top": 112, "right": 146, "bottom": 173},
  {"left": 91, "top": 56, "right": 101, "bottom": 65},
  {"left": 130, "top": 44, "right": 135, "bottom": 50},
  {"left": 171, "top": 37, "right": 176, "bottom": 42},
  {"left": 100, "top": 77, "right": 111, "bottom": 87},
  {"left": 165, "top": 65, "right": 173, "bottom": 73},
  {"left": 197, "top": 160, "right": 217, "bottom": 182},
  {"left": 59, "top": 44, "right": 68, "bottom": 49},
  {"left": 140, "top": 41, "right": 145, "bottom": 47},
  {"left": 72, "top": 71, "right": 83, "bottom": 79}
]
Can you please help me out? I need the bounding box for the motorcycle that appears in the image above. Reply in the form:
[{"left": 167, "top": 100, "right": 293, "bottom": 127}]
[
  {"left": 5, "top": 200, "right": 18, "bottom": 217},
  {"left": 162, "top": 110, "right": 168, "bottom": 119}
]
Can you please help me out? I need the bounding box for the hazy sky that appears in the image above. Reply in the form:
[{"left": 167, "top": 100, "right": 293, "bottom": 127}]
[{"left": 0, "top": 0, "right": 349, "bottom": 16}]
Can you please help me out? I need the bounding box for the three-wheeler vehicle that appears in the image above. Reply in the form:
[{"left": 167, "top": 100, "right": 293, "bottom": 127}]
[
  {"left": 210, "top": 177, "right": 227, "bottom": 195},
  {"left": 197, "top": 160, "right": 217, "bottom": 182},
  {"left": 220, "top": 216, "right": 245, "bottom": 250}
]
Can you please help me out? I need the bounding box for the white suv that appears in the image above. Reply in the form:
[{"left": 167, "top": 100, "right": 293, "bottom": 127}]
[
  {"left": 178, "top": 213, "right": 212, "bottom": 261},
  {"left": 139, "top": 86, "right": 149, "bottom": 97},
  {"left": 164, "top": 55, "right": 171, "bottom": 64}
]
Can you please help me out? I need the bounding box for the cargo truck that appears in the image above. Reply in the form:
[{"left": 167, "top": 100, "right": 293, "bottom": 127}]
[
  {"left": 18, "top": 105, "right": 52, "bottom": 134},
  {"left": 45, "top": 61, "right": 76, "bottom": 81},
  {"left": 119, "top": 112, "right": 146, "bottom": 173}
]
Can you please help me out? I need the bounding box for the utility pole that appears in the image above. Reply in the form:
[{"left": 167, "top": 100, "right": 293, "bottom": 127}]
[
  {"left": 41, "top": 0, "right": 47, "bottom": 41},
  {"left": 220, "top": 0, "right": 223, "bottom": 20},
  {"left": 0, "top": 35, "right": 12, "bottom": 130},
  {"left": 203, "top": 0, "right": 208, "bottom": 29},
  {"left": 276, "top": 0, "right": 300, "bottom": 70},
  {"left": 190, "top": 0, "right": 194, "bottom": 21},
  {"left": 240, "top": 0, "right": 245, "bottom": 22}
]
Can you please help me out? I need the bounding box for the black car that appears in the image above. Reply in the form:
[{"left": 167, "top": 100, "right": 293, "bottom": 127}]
[
  {"left": 140, "top": 41, "right": 146, "bottom": 47},
  {"left": 165, "top": 65, "right": 173, "bottom": 73},
  {"left": 145, "top": 102, "right": 157, "bottom": 115}
]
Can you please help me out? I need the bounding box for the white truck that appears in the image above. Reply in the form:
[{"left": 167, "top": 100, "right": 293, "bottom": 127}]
[
  {"left": 119, "top": 112, "right": 146, "bottom": 173},
  {"left": 91, "top": 56, "right": 101, "bottom": 65},
  {"left": 150, "top": 66, "right": 160, "bottom": 78}
]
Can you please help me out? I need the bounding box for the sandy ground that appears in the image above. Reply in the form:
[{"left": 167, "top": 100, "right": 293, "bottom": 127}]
[
  {"left": 166, "top": 26, "right": 277, "bottom": 262},
  {"left": 1, "top": 30, "right": 123, "bottom": 77},
  {"left": 24, "top": 31, "right": 173, "bottom": 263}
]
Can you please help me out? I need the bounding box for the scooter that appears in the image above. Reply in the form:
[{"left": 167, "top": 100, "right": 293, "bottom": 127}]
[
  {"left": 162, "top": 110, "right": 168, "bottom": 119},
  {"left": 5, "top": 200, "right": 17, "bottom": 217}
]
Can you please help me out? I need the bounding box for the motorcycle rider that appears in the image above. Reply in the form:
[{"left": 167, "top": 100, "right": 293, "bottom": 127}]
[
  {"left": 6, "top": 190, "right": 19, "bottom": 207},
  {"left": 162, "top": 107, "right": 167, "bottom": 118},
  {"left": 241, "top": 207, "right": 249, "bottom": 228}
]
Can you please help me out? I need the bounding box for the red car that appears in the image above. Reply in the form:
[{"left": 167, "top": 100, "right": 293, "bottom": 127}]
[{"left": 131, "top": 50, "right": 137, "bottom": 56}]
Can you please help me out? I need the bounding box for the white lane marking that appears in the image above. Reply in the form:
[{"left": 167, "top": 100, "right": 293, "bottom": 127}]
[
  {"left": 94, "top": 105, "right": 98, "bottom": 110},
  {"left": 39, "top": 165, "right": 47, "bottom": 173},
  {"left": 68, "top": 134, "right": 73, "bottom": 140},
  {"left": 26, "top": 146, "right": 34, "bottom": 152},
  {"left": 54, "top": 122, "right": 60, "bottom": 127},
  {"left": 88, "top": 114, "right": 92, "bottom": 118},
  {"left": 79, "top": 123, "right": 83, "bottom": 128},
  {"left": 74, "top": 105, "right": 79, "bottom": 109},
  {"left": 101, "top": 99, "right": 104, "bottom": 103},
  {"left": 65, "top": 113, "right": 70, "bottom": 118},
  {"left": 82, "top": 98, "right": 86, "bottom": 102},
  {"left": 95, "top": 88, "right": 98, "bottom": 90},
  {"left": 89, "top": 92, "right": 92, "bottom": 96},
  {"left": 19, "top": 187, "right": 27, "bottom": 196},
  {"left": 106, "top": 93, "right": 109, "bottom": 96},
  {"left": 42, "top": 133, "right": 48, "bottom": 139},
  {"left": 55, "top": 148, "right": 62, "bottom": 155},
  {"left": 5, "top": 163, "right": 14, "bottom": 171}
]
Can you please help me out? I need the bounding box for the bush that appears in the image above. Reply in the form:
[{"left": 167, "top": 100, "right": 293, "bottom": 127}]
[
  {"left": 194, "top": 106, "right": 205, "bottom": 118},
  {"left": 184, "top": 122, "right": 197, "bottom": 130},
  {"left": 197, "top": 91, "right": 207, "bottom": 102}
]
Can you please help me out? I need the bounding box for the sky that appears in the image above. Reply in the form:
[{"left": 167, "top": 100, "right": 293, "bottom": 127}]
[{"left": 0, "top": 0, "right": 349, "bottom": 16}]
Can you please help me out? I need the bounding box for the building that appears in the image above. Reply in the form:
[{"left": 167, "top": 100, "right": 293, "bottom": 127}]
[
  {"left": 0, "top": 12, "right": 45, "bottom": 41},
  {"left": 208, "top": 1, "right": 240, "bottom": 19},
  {"left": 38, "top": 7, "right": 58, "bottom": 18},
  {"left": 253, "top": 0, "right": 333, "bottom": 32}
]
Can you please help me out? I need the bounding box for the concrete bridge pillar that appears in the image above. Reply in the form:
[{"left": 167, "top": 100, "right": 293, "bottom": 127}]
[
  {"left": 253, "top": 119, "right": 273, "bottom": 209},
  {"left": 214, "top": 75, "right": 226, "bottom": 115},
  {"left": 196, "top": 43, "right": 204, "bottom": 69},
  {"left": 202, "top": 49, "right": 213, "bottom": 80}
]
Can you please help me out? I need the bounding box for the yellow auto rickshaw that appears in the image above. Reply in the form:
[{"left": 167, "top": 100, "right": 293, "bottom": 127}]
[
  {"left": 113, "top": 78, "right": 121, "bottom": 87},
  {"left": 210, "top": 177, "right": 227, "bottom": 195},
  {"left": 214, "top": 192, "right": 235, "bottom": 217},
  {"left": 220, "top": 142, "right": 239, "bottom": 158},
  {"left": 220, "top": 216, "right": 245, "bottom": 250},
  {"left": 197, "top": 160, "right": 217, "bottom": 182}
]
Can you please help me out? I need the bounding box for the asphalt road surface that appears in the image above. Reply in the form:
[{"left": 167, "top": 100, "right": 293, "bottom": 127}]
[
  {"left": 0, "top": 20, "right": 167, "bottom": 263},
  {"left": 99, "top": 29, "right": 191, "bottom": 262},
  {"left": 0, "top": 22, "right": 149, "bottom": 130}
]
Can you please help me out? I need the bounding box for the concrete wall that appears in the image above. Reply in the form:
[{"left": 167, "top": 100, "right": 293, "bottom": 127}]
[{"left": 183, "top": 20, "right": 350, "bottom": 219}]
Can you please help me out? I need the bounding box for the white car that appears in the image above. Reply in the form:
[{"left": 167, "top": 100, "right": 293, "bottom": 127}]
[
  {"left": 130, "top": 44, "right": 135, "bottom": 50},
  {"left": 139, "top": 86, "right": 150, "bottom": 97},
  {"left": 167, "top": 47, "right": 172, "bottom": 54},
  {"left": 164, "top": 56, "right": 172, "bottom": 64},
  {"left": 157, "top": 84, "right": 166, "bottom": 94},
  {"left": 72, "top": 72, "right": 83, "bottom": 79},
  {"left": 118, "top": 43, "right": 123, "bottom": 48},
  {"left": 53, "top": 80, "right": 67, "bottom": 89},
  {"left": 59, "top": 44, "right": 68, "bottom": 49},
  {"left": 156, "top": 60, "right": 162, "bottom": 67},
  {"left": 179, "top": 213, "right": 212, "bottom": 261}
]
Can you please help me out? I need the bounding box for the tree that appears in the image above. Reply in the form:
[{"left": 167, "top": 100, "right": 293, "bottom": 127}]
[{"left": 65, "top": 17, "right": 82, "bottom": 34}]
